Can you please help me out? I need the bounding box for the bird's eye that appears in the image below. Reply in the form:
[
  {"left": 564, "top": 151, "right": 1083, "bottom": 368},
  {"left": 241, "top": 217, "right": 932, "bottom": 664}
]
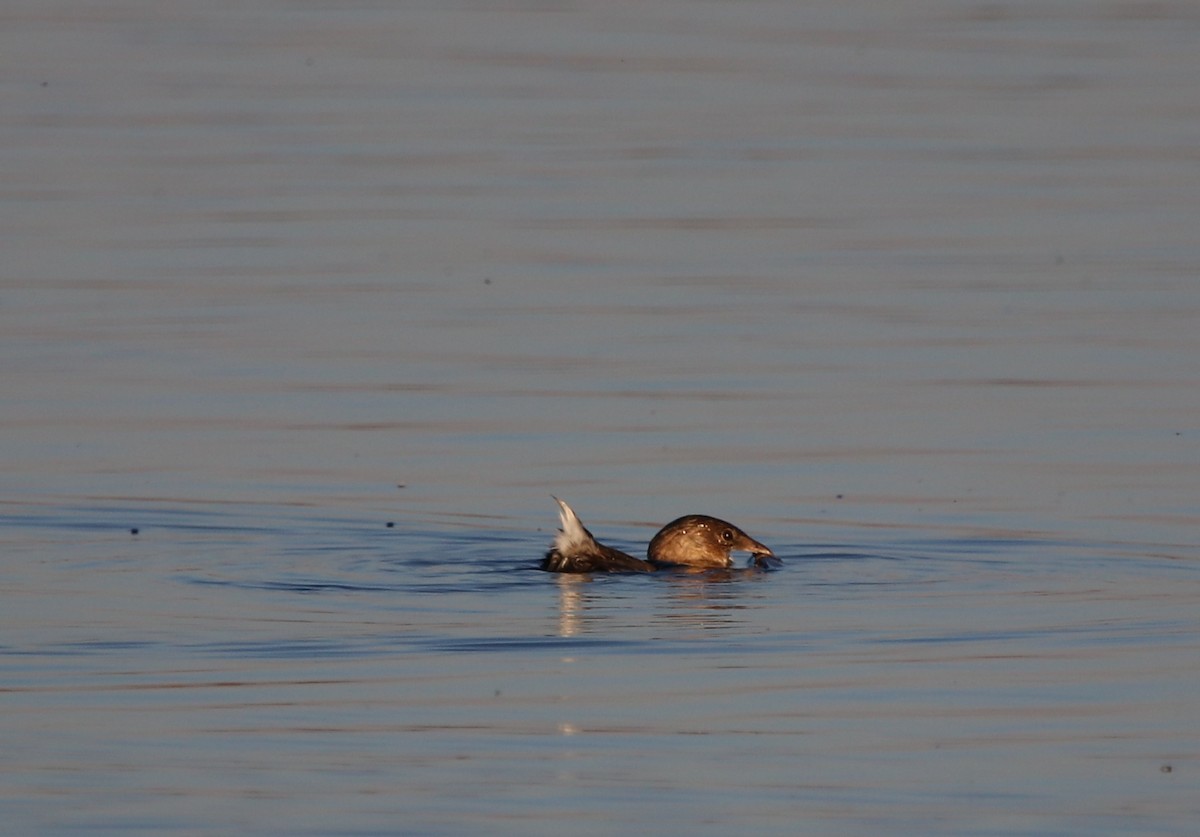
[{"left": 721, "top": 529, "right": 734, "bottom": 542}]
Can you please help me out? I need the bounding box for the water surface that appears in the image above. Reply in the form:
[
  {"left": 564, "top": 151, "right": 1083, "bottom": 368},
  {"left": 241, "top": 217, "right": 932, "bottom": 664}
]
[{"left": 2, "top": 1, "right": 1198, "bottom": 834}]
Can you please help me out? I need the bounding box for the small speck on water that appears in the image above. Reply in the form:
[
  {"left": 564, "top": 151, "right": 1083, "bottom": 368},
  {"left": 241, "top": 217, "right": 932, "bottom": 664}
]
[
  {"left": 385, "top": 521, "right": 394, "bottom": 528},
  {"left": 1160, "top": 764, "right": 1173, "bottom": 774},
  {"left": 130, "top": 528, "right": 139, "bottom": 535}
]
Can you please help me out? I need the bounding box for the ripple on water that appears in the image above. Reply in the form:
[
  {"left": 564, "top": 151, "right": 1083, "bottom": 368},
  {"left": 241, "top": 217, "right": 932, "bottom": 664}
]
[{"left": 2, "top": 500, "right": 1196, "bottom": 837}]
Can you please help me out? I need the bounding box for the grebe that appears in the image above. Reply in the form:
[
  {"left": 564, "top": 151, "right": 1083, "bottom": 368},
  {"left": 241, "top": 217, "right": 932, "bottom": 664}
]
[{"left": 541, "top": 497, "right": 774, "bottom": 573}]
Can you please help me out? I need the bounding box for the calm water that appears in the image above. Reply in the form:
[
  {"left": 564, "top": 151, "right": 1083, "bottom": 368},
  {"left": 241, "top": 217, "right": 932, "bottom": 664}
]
[{"left": 3, "top": 1, "right": 1198, "bottom": 834}]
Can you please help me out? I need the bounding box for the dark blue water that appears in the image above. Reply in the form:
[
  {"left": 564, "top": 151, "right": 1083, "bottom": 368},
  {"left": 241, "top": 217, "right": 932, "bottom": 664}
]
[{"left": 3, "top": 501, "right": 1195, "bottom": 835}]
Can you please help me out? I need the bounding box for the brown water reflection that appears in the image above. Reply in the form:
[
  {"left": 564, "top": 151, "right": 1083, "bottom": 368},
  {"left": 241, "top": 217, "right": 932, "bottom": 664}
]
[{"left": 554, "top": 569, "right": 773, "bottom": 637}]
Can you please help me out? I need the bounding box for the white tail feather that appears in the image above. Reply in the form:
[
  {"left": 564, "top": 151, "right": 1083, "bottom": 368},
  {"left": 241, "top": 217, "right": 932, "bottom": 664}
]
[{"left": 551, "top": 496, "right": 594, "bottom": 555}]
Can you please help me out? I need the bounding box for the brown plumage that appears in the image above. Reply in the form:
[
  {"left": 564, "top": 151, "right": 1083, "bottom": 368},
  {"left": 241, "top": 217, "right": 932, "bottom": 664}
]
[{"left": 540, "top": 498, "right": 774, "bottom": 573}]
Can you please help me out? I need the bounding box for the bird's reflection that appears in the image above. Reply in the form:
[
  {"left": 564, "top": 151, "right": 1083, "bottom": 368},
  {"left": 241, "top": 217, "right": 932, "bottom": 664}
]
[
  {"left": 554, "top": 573, "right": 587, "bottom": 637},
  {"left": 552, "top": 565, "right": 771, "bottom": 637}
]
